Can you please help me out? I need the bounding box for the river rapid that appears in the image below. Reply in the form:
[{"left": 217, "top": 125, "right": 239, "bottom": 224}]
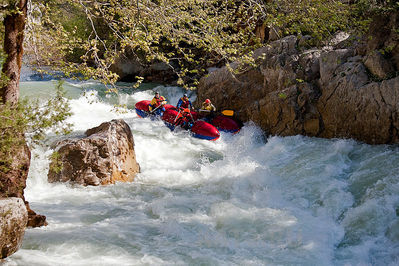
[{"left": 4, "top": 77, "right": 399, "bottom": 265}]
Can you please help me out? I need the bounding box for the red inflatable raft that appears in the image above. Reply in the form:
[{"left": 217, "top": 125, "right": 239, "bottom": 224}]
[{"left": 135, "top": 100, "right": 220, "bottom": 141}]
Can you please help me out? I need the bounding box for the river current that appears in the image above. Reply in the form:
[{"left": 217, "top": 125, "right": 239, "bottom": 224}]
[{"left": 4, "top": 77, "right": 399, "bottom": 265}]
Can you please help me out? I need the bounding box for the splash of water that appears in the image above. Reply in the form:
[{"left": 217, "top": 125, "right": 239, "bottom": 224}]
[{"left": 4, "top": 80, "right": 399, "bottom": 265}]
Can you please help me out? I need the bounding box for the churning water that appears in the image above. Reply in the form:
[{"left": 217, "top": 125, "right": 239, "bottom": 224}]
[{"left": 4, "top": 78, "right": 399, "bottom": 265}]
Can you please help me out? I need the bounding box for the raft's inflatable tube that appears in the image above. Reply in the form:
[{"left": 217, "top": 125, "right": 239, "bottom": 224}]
[
  {"left": 191, "top": 120, "right": 220, "bottom": 141},
  {"left": 135, "top": 100, "right": 175, "bottom": 118},
  {"left": 211, "top": 115, "right": 241, "bottom": 133},
  {"left": 161, "top": 108, "right": 179, "bottom": 125},
  {"left": 135, "top": 100, "right": 151, "bottom": 117},
  {"left": 162, "top": 109, "right": 220, "bottom": 141}
]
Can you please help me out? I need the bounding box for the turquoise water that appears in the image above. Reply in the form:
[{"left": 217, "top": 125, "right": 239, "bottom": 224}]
[{"left": 4, "top": 79, "right": 399, "bottom": 265}]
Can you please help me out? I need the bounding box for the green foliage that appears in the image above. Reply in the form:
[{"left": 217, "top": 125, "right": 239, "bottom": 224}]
[
  {"left": 278, "top": 92, "right": 287, "bottom": 99},
  {"left": 0, "top": 80, "right": 72, "bottom": 173},
  {"left": 7, "top": 0, "right": 399, "bottom": 93},
  {"left": 262, "top": 0, "right": 351, "bottom": 46},
  {"left": 0, "top": 100, "right": 26, "bottom": 172},
  {"left": 49, "top": 151, "right": 63, "bottom": 174},
  {"left": 24, "top": 0, "right": 265, "bottom": 90},
  {"left": 24, "top": 80, "right": 73, "bottom": 142},
  {"left": 354, "top": 0, "right": 399, "bottom": 15},
  {"left": 350, "top": 0, "right": 399, "bottom": 34}
]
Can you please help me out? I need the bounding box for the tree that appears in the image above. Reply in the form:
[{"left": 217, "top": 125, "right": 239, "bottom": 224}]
[
  {"left": 24, "top": 0, "right": 266, "bottom": 89},
  {"left": 1, "top": 0, "right": 27, "bottom": 105},
  {"left": 1, "top": 0, "right": 71, "bottom": 227}
]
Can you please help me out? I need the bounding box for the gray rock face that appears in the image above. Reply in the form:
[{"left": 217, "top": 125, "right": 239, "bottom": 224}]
[
  {"left": 109, "top": 49, "right": 177, "bottom": 83},
  {"left": 48, "top": 119, "right": 140, "bottom": 186},
  {"left": 364, "top": 51, "right": 396, "bottom": 80},
  {"left": 197, "top": 24, "right": 399, "bottom": 144},
  {"left": 0, "top": 197, "right": 28, "bottom": 259}
]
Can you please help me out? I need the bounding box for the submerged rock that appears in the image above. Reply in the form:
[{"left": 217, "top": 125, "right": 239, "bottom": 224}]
[
  {"left": 0, "top": 197, "right": 28, "bottom": 259},
  {"left": 48, "top": 119, "right": 140, "bottom": 186}
]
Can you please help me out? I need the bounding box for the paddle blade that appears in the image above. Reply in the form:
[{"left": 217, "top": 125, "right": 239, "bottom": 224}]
[{"left": 221, "top": 110, "right": 234, "bottom": 116}]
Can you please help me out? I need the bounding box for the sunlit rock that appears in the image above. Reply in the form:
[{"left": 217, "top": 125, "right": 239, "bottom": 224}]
[
  {"left": 48, "top": 119, "right": 140, "bottom": 186},
  {"left": 0, "top": 197, "right": 27, "bottom": 259},
  {"left": 197, "top": 12, "right": 399, "bottom": 144}
]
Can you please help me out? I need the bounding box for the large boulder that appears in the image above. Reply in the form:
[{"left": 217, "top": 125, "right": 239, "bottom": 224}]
[
  {"left": 0, "top": 197, "right": 28, "bottom": 259},
  {"left": 48, "top": 119, "right": 140, "bottom": 186},
  {"left": 109, "top": 49, "right": 177, "bottom": 83},
  {"left": 318, "top": 54, "right": 399, "bottom": 143}
]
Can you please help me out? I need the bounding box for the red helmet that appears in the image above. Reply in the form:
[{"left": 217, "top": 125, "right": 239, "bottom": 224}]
[{"left": 204, "top": 99, "right": 211, "bottom": 104}]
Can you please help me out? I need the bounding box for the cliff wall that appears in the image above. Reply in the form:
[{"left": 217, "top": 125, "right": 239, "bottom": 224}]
[{"left": 196, "top": 13, "right": 399, "bottom": 144}]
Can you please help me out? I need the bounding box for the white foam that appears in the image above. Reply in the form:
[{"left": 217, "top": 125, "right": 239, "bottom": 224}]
[{"left": 11, "top": 81, "right": 399, "bottom": 265}]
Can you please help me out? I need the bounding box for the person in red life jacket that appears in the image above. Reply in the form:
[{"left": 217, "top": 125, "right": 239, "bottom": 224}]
[
  {"left": 200, "top": 98, "right": 216, "bottom": 122},
  {"left": 149, "top": 91, "right": 167, "bottom": 116},
  {"left": 176, "top": 94, "right": 193, "bottom": 111},
  {"left": 175, "top": 108, "right": 194, "bottom": 130}
]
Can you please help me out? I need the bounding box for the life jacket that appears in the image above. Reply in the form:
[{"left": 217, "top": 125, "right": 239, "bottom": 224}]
[
  {"left": 175, "top": 108, "right": 192, "bottom": 125},
  {"left": 201, "top": 103, "right": 216, "bottom": 111},
  {"left": 151, "top": 96, "right": 166, "bottom": 108},
  {"left": 178, "top": 97, "right": 191, "bottom": 109}
]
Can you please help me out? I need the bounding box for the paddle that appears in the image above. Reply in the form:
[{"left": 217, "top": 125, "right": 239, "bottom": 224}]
[
  {"left": 149, "top": 105, "right": 161, "bottom": 114},
  {"left": 221, "top": 110, "right": 234, "bottom": 116},
  {"left": 188, "top": 110, "right": 195, "bottom": 122},
  {"left": 173, "top": 109, "right": 182, "bottom": 124},
  {"left": 199, "top": 109, "right": 234, "bottom": 116},
  {"left": 149, "top": 101, "right": 166, "bottom": 114}
]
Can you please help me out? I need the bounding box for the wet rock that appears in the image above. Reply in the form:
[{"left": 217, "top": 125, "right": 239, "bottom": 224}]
[
  {"left": 48, "top": 119, "right": 140, "bottom": 186},
  {"left": 25, "top": 202, "right": 47, "bottom": 227},
  {"left": 0, "top": 197, "right": 28, "bottom": 259}
]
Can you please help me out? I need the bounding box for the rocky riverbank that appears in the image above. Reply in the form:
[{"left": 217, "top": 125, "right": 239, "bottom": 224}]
[{"left": 196, "top": 12, "right": 399, "bottom": 145}]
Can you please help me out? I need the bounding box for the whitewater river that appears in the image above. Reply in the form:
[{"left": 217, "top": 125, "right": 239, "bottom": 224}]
[{"left": 4, "top": 77, "right": 399, "bottom": 265}]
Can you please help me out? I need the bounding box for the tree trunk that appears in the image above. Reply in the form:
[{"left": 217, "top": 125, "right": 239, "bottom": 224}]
[
  {"left": 0, "top": 0, "right": 47, "bottom": 227},
  {"left": 0, "top": 0, "right": 28, "bottom": 105}
]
